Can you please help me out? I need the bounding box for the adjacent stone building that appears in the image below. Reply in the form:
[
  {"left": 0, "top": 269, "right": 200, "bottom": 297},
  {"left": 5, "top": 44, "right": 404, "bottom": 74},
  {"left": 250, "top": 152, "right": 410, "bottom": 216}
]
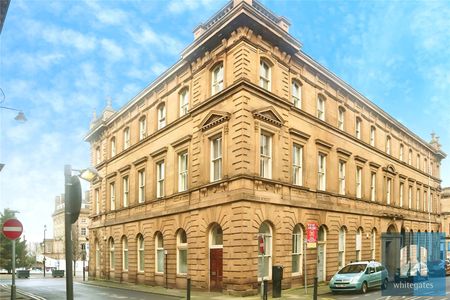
[
  {"left": 440, "top": 187, "right": 450, "bottom": 259},
  {"left": 85, "top": 0, "right": 446, "bottom": 295}
]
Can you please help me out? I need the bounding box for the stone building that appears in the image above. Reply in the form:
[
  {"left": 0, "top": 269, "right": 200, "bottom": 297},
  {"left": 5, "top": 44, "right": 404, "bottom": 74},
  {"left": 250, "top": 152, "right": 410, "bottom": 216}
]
[
  {"left": 85, "top": 0, "right": 446, "bottom": 295},
  {"left": 440, "top": 187, "right": 450, "bottom": 259},
  {"left": 44, "top": 192, "right": 91, "bottom": 263}
]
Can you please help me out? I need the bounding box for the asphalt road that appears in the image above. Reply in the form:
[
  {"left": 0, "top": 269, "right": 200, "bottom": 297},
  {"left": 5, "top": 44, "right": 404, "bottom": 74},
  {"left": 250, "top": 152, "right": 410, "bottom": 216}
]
[{"left": 0, "top": 277, "right": 180, "bottom": 300}]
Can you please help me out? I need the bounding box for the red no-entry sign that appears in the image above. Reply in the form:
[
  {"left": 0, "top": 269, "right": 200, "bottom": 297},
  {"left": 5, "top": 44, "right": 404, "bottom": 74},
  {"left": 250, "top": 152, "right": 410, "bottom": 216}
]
[{"left": 2, "top": 218, "right": 23, "bottom": 240}]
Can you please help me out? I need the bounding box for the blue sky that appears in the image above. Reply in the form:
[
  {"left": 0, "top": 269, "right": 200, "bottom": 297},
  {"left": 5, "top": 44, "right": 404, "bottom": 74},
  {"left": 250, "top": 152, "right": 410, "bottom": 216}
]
[{"left": 1, "top": 0, "right": 449, "bottom": 244}]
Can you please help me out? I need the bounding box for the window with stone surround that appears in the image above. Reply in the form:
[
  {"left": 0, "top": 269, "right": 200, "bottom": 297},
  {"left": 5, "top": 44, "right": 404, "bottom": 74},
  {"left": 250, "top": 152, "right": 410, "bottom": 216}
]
[
  {"left": 123, "top": 127, "right": 130, "bottom": 150},
  {"left": 211, "top": 63, "right": 224, "bottom": 95},
  {"left": 157, "top": 103, "right": 166, "bottom": 130},
  {"left": 258, "top": 222, "right": 272, "bottom": 280},
  {"left": 386, "top": 136, "right": 391, "bottom": 155},
  {"left": 156, "top": 160, "right": 165, "bottom": 198},
  {"left": 260, "top": 132, "right": 272, "bottom": 179},
  {"left": 339, "top": 160, "right": 346, "bottom": 195},
  {"left": 293, "top": 144, "right": 303, "bottom": 185},
  {"left": 137, "top": 234, "right": 144, "bottom": 272},
  {"left": 338, "top": 226, "right": 346, "bottom": 269},
  {"left": 95, "top": 188, "right": 100, "bottom": 214},
  {"left": 122, "top": 176, "right": 129, "bottom": 208},
  {"left": 155, "top": 232, "right": 164, "bottom": 273},
  {"left": 399, "top": 144, "right": 404, "bottom": 161},
  {"left": 292, "top": 81, "right": 301, "bottom": 109},
  {"left": 370, "top": 172, "right": 376, "bottom": 201},
  {"left": 408, "top": 149, "right": 412, "bottom": 165},
  {"left": 122, "top": 236, "right": 128, "bottom": 271},
  {"left": 259, "top": 59, "right": 271, "bottom": 91},
  {"left": 178, "top": 152, "right": 188, "bottom": 192},
  {"left": 138, "top": 169, "right": 145, "bottom": 203},
  {"left": 139, "top": 116, "right": 147, "bottom": 141},
  {"left": 317, "top": 95, "right": 325, "bottom": 121},
  {"left": 408, "top": 186, "right": 412, "bottom": 209},
  {"left": 370, "top": 126, "right": 376, "bottom": 146},
  {"left": 95, "top": 240, "right": 100, "bottom": 271},
  {"left": 110, "top": 182, "right": 115, "bottom": 211},
  {"left": 338, "top": 107, "right": 345, "bottom": 130},
  {"left": 399, "top": 182, "right": 404, "bottom": 207},
  {"left": 356, "top": 166, "right": 362, "bottom": 198},
  {"left": 109, "top": 238, "right": 115, "bottom": 270},
  {"left": 177, "top": 229, "right": 188, "bottom": 275},
  {"left": 356, "top": 228, "right": 362, "bottom": 261},
  {"left": 210, "top": 136, "right": 222, "bottom": 182},
  {"left": 292, "top": 224, "right": 303, "bottom": 275},
  {"left": 96, "top": 146, "right": 101, "bottom": 164},
  {"left": 318, "top": 153, "right": 327, "bottom": 191},
  {"left": 371, "top": 229, "right": 376, "bottom": 260},
  {"left": 355, "top": 117, "right": 362, "bottom": 139},
  {"left": 179, "top": 88, "right": 189, "bottom": 117},
  {"left": 110, "top": 137, "right": 116, "bottom": 158},
  {"left": 386, "top": 178, "right": 392, "bottom": 205}
]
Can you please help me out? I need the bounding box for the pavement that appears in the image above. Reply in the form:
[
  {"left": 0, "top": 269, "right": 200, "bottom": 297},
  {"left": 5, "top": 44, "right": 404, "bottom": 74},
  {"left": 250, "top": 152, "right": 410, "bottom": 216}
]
[{"left": 0, "top": 274, "right": 332, "bottom": 300}]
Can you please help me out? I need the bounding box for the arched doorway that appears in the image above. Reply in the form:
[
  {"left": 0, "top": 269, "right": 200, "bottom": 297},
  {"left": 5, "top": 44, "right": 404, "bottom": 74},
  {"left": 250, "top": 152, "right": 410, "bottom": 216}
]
[
  {"left": 317, "top": 226, "right": 327, "bottom": 282},
  {"left": 384, "top": 224, "right": 398, "bottom": 281},
  {"left": 209, "top": 224, "right": 223, "bottom": 291}
]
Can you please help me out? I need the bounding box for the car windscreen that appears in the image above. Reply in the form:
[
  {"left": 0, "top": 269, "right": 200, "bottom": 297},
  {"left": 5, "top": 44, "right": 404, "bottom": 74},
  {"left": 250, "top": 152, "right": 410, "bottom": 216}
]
[{"left": 338, "top": 264, "right": 367, "bottom": 274}]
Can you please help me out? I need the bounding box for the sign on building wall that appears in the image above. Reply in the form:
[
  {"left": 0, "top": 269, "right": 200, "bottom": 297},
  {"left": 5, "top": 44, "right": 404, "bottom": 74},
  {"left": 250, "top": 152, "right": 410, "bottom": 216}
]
[{"left": 306, "top": 222, "right": 318, "bottom": 249}]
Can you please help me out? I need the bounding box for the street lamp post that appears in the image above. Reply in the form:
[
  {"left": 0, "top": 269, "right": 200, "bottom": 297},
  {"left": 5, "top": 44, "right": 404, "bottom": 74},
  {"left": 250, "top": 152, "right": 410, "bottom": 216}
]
[
  {"left": 64, "top": 164, "right": 99, "bottom": 300},
  {"left": 43, "top": 225, "right": 47, "bottom": 277}
]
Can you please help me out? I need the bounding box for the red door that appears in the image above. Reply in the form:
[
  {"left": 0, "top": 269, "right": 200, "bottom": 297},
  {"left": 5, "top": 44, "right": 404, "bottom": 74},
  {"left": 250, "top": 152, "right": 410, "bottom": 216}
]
[{"left": 210, "top": 248, "right": 223, "bottom": 291}]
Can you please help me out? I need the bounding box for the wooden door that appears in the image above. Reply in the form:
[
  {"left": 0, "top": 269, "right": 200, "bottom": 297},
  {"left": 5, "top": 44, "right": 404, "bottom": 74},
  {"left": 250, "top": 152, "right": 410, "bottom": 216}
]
[{"left": 210, "top": 248, "right": 223, "bottom": 291}]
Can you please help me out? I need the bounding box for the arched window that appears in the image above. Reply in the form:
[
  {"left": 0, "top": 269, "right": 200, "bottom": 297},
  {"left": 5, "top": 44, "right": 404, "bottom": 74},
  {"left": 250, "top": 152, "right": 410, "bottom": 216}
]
[
  {"left": 137, "top": 234, "right": 144, "bottom": 272},
  {"left": 211, "top": 63, "right": 224, "bottom": 95},
  {"left": 292, "top": 81, "right": 301, "bottom": 108},
  {"left": 416, "top": 154, "right": 420, "bottom": 169},
  {"left": 259, "top": 60, "right": 271, "bottom": 91},
  {"left": 371, "top": 229, "right": 376, "bottom": 260},
  {"left": 155, "top": 232, "right": 164, "bottom": 273},
  {"left": 292, "top": 224, "right": 303, "bottom": 274},
  {"left": 123, "top": 127, "right": 130, "bottom": 150},
  {"left": 338, "top": 227, "right": 346, "bottom": 269},
  {"left": 179, "top": 88, "right": 189, "bottom": 117},
  {"left": 210, "top": 224, "right": 223, "bottom": 248},
  {"left": 338, "top": 107, "right": 345, "bottom": 130},
  {"left": 139, "top": 116, "right": 147, "bottom": 141},
  {"left": 408, "top": 149, "right": 412, "bottom": 165},
  {"left": 109, "top": 238, "right": 115, "bottom": 270},
  {"left": 356, "top": 228, "right": 363, "bottom": 261},
  {"left": 317, "top": 95, "right": 325, "bottom": 121},
  {"left": 177, "top": 229, "right": 188, "bottom": 275},
  {"left": 258, "top": 222, "right": 272, "bottom": 280},
  {"left": 122, "top": 236, "right": 128, "bottom": 271},
  {"left": 111, "top": 137, "right": 116, "bottom": 157},
  {"left": 157, "top": 103, "right": 166, "bottom": 129},
  {"left": 95, "top": 240, "right": 100, "bottom": 271},
  {"left": 370, "top": 126, "right": 376, "bottom": 146}
]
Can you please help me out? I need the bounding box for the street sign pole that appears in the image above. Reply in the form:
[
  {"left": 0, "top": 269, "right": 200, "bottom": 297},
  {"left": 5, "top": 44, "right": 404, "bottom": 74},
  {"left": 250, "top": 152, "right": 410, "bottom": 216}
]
[
  {"left": 304, "top": 238, "right": 307, "bottom": 294},
  {"left": 11, "top": 240, "right": 16, "bottom": 300},
  {"left": 65, "top": 164, "right": 74, "bottom": 300}
]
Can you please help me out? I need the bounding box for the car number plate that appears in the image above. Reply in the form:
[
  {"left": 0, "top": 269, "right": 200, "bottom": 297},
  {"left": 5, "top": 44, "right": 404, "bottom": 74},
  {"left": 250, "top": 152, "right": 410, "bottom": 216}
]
[{"left": 336, "top": 284, "right": 346, "bottom": 287}]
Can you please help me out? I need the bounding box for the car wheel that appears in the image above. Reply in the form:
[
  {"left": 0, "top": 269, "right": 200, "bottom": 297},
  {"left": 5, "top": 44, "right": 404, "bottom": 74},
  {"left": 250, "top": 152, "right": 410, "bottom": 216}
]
[
  {"left": 361, "top": 281, "right": 368, "bottom": 294},
  {"left": 382, "top": 278, "right": 388, "bottom": 289}
]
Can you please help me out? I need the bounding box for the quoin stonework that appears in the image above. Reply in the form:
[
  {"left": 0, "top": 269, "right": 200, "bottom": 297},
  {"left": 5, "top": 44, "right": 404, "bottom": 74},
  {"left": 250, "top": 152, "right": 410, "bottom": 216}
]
[{"left": 85, "top": 0, "right": 446, "bottom": 295}]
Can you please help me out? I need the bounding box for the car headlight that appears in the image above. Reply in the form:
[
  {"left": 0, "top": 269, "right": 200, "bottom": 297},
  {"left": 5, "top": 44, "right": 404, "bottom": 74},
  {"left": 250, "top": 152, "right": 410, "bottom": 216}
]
[{"left": 350, "top": 275, "right": 361, "bottom": 284}]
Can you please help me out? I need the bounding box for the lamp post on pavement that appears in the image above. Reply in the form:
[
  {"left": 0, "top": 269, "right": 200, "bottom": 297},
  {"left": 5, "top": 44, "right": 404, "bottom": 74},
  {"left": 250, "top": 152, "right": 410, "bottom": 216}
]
[
  {"left": 64, "top": 165, "right": 99, "bottom": 300},
  {"left": 43, "top": 225, "right": 47, "bottom": 277}
]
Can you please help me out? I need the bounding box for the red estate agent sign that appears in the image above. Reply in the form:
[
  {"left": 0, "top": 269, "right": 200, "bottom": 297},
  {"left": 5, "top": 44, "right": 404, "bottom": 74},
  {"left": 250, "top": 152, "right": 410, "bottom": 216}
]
[
  {"left": 2, "top": 218, "right": 23, "bottom": 240},
  {"left": 258, "top": 235, "right": 265, "bottom": 255},
  {"left": 306, "top": 222, "right": 318, "bottom": 249}
]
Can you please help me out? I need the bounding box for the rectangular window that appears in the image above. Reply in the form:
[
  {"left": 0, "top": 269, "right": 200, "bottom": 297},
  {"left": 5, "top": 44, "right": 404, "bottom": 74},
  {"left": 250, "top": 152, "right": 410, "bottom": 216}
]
[
  {"left": 124, "top": 128, "right": 130, "bottom": 150},
  {"left": 211, "top": 64, "right": 224, "bottom": 95},
  {"left": 292, "top": 82, "right": 301, "bottom": 108},
  {"left": 111, "top": 138, "right": 116, "bottom": 157},
  {"left": 123, "top": 240, "right": 128, "bottom": 271},
  {"left": 96, "top": 147, "right": 101, "bottom": 164},
  {"left": 210, "top": 136, "right": 222, "bottom": 182},
  {"left": 110, "top": 183, "right": 115, "bottom": 211},
  {"left": 156, "top": 161, "right": 165, "bottom": 198},
  {"left": 95, "top": 188, "right": 100, "bottom": 214},
  {"left": 370, "top": 126, "right": 375, "bottom": 146},
  {"left": 123, "top": 176, "right": 129, "bottom": 208},
  {"left": 386, "top": 137, "right": 391, "bottom": 155},
  {"left": 260, "top": 133, "right": 272, "bottom": 179},
  {"left": 424, "top": 158, "right": 428, "bottom": 173},
  {"left": 259, "top": 61, "right": 271, "bottom": 91},
  {"left": 408, "top": 186, "right": 412, "bottom": 209},
  {"left": 370, "top": 173, "right": 376, "bottom": 201},
  {"left": 139, "top": 118, "right": 147, "bottom": 140},
  {"left": 138, "top": 237, "right": 144, "bottom": 272},
  {"left": 355, "top": 118, "right": 361, "bottom": 139},
  {"left": 416, "top": 189, "right": 420, "bottom": 210},
  {"left": 338, "top": 161, "right": 346, "bottom": 195},
  {"left": 317, "top": 97, "right": 325, "bottom": 121},
  {"left": 138, "top": 170, "right": 145, "bottom": 203},
  {"left": 178, "top": 152, "right": 188, "bottom": 192},
  {"left": 386, "top": 178, "right": 391, "bottom": 205},
  {"left": 338, "top": 109, "right": 344, "bottom": 130},
  {"left": 180, "top": 90, "right": 189, "bottom": 117},
  {"left": 417, "top": 154, "right": 420, "bottom": 169},
  {"left": 399, "top": 183, "right": 404, "bottom": 207},
  {"left": 356, "top": 167, "right": 362, "bottom": 198},
  {"left": 423, "top": 191, "right": 427, "bottom": 211},
  {"left": 158, "top": 105, "right": 166, "bottom": 129},
  {"left": 399, "top": 145, "right": 404, "bottom": 161},
  {"left": 292, "top": 230, "right": 303, "bottom": 274},
  {"left": 318, "top": 153, "right": 326, "bottom": 191},
  {"left": 293, "top": 145, "right": 303, "bottom": 185},
  {"left": 156, "top": 236, "right": 164, "bottom": 273},
  {"left": 81, "top": 227, "right": 87, "bottom": 236},
  {"left": 338, "top": 230, "right": 346, "bottom": 269},
  {"left": 408, "top": 150, "right": 412, "bottom": 165}
]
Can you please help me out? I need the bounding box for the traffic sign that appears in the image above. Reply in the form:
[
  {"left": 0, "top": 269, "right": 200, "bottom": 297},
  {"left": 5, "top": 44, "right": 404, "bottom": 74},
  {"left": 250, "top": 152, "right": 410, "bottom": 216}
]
[{"left": 2, "top": 218, "right": 23, "bottom": 240}]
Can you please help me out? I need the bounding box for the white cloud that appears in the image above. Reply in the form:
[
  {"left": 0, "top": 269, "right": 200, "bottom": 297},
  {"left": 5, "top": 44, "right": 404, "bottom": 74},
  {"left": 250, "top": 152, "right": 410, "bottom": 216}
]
[
  {"left": 100, "top": 39, "right": 124, "bottom": 61},
  {"left": 83, "top": 0, "right": 128, "bottom": 25},
  {"left": 128, "top": 26, "right": 183, "bottom": 55},
  {"left": 167, "top": 0, "right": 218, "bottom": 14}
]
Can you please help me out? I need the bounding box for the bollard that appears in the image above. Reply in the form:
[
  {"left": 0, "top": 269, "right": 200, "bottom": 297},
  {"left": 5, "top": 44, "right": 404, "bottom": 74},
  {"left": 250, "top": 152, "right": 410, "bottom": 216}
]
[
  {"left": 263, "top": 279, "right": 268, "bottom": 300},
  {"left": 187, "top": 277, "right": 191, "bottom": 300},
  {"left": 313, "top": 276, "right": 318, "bottom": 300}
]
